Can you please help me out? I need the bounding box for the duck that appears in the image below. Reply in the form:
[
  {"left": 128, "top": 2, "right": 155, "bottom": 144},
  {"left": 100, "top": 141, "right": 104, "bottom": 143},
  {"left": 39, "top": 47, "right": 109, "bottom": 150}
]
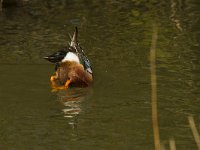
[{"left": 44, "top": 27, "right": 93, "bottom": 90}]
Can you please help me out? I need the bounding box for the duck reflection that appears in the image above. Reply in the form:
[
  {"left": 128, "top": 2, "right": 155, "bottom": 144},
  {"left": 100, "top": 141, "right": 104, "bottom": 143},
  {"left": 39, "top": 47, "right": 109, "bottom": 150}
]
[{"left": 56, "top": 87, "right": 92, "bottom": 127}]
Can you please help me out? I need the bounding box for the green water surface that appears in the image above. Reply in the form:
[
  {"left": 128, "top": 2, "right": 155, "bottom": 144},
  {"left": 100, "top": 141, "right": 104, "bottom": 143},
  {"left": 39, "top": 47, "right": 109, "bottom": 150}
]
[{"left": 0, "top": 1, "right": 200, "bottom": 150}]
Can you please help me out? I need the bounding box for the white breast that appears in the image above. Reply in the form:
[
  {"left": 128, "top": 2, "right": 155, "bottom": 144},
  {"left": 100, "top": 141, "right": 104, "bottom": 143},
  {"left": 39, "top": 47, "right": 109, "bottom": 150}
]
[{"left": 62, "top": 52, "right": 80, "bottom": 63}]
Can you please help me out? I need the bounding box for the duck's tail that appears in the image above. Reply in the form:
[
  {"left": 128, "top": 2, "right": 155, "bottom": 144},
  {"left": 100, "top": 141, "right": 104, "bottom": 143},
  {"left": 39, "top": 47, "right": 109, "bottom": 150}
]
[{"left": 70, "top": 27, "right": 78, "bottom": 48}]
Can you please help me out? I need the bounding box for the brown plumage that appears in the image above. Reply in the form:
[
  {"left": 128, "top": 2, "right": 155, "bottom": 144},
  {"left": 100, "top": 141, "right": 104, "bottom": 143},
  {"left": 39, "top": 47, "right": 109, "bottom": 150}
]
[{"left": 53, "top": 61, "right": 93, "bottom": 87}]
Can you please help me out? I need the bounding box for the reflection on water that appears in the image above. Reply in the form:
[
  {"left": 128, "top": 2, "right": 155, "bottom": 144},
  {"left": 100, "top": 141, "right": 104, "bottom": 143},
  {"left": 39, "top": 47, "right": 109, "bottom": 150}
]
[
  {"left": 170, "top": 0, "right": 183, "bottom": 32},
  {"left": 56, "top": 87, "right": 92, "bottom": 127}
]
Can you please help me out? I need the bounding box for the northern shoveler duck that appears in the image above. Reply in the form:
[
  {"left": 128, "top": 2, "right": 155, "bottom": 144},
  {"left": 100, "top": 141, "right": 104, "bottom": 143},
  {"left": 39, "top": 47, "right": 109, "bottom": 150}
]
[{"left": 44, "top": 27, "right": 93, "bottom": 90}]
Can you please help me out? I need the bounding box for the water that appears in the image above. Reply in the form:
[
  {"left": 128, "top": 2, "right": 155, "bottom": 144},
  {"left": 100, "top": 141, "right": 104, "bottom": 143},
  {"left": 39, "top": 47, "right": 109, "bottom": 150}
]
[{"left": 0, "top": 0, "right": 199, "bottom": 149}]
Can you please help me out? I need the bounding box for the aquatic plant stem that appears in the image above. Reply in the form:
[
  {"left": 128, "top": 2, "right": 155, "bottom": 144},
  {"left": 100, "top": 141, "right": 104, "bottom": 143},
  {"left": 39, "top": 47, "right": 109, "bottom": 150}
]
[
  {"left": 188, "top": 116, "right": 200, "bottom": 150},
  {"left": 169, "top": 138, "right": 176, "bottom": 150},
  {"left": 150, "top": 24, "right": 161, "bottom": 150}
]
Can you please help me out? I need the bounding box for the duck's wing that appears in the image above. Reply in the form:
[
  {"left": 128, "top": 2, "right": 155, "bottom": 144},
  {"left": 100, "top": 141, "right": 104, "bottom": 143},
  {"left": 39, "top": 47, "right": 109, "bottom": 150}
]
[
  {"left": 69, "top": 27, "right": 93, "bottom": 75},
  {"left": 43, "top": 50, "right": 67, "bottom": 63},
  {"left": 79, "top": 46, "right": 93, "bottom": 75}
]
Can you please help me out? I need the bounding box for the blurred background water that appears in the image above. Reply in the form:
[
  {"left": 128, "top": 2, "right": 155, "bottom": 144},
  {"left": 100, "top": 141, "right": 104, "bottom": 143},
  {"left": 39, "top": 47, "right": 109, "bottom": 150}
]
[{"left": 0, "top": 0, "right": 200, "bottom": 149}]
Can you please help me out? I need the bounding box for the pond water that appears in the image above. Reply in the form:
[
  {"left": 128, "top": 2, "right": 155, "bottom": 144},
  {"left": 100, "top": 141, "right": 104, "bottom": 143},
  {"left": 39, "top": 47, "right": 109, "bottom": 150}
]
[{"left": 0, "top": 1, "right": 199, "bottom": 150}]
